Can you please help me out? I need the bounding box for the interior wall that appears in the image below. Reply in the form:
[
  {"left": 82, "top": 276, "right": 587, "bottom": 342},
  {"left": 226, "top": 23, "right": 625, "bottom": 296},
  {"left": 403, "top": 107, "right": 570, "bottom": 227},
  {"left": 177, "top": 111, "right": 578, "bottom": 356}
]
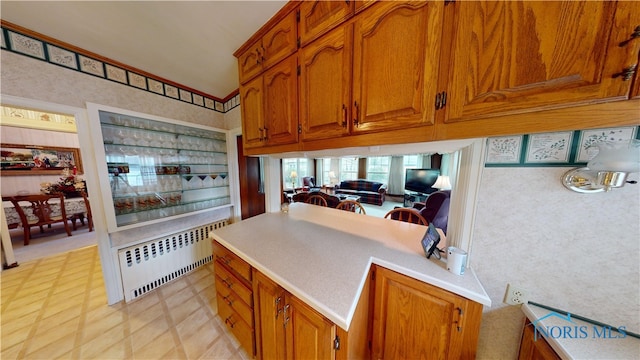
[
  {"left": 472, "top": 167, "right": 640, "bottom": 359},
  {"left": 1, "top": 52, "right": 225, "bottom": 128}
]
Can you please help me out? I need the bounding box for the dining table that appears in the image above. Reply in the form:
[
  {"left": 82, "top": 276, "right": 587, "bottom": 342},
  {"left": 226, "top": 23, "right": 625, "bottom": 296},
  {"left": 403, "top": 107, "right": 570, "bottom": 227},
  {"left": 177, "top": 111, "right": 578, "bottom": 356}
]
[{"left": 2, "top": 196, "right": 89, "bottom": 229}]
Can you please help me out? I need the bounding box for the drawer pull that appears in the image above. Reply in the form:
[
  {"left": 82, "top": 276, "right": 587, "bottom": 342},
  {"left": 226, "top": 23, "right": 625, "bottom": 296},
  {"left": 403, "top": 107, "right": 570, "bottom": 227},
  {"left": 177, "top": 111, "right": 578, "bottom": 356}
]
[
  {"left": 218, "top": 255, "right": 232, "bottom": 265},
  {"left": 221, "top": 277, "right": 233, "bottom": 289},
  {"left": 223, "top": 294, "right": 234, "bottom": 306},
  {"left": 225, "top": 316, "right": 236, "bottom": 329}
]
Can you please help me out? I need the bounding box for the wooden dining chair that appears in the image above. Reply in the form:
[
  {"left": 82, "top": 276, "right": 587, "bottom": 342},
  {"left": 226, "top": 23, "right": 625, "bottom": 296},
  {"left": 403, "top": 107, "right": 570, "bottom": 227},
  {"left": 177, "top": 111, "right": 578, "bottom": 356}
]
[
  {"left": 336, "top": 200, "right": 366, "bottom": 214},
  {"left": 384, "top": 208, "right": 428, "bottom": 226},
  {"left": 8, "top": 193, "right": 72, "bottom": 245},
  {"left": 306, "top": 194, "right": 328, "bottom": 207},
  {"left": 69, "top": 190, "right": 94, "bottom": 232}
]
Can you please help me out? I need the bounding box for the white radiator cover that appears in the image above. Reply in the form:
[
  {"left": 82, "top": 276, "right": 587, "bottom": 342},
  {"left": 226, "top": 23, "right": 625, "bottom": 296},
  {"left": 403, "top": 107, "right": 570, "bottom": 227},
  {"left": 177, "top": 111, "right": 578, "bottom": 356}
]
[{"left": 118, "top": 219, "right": 228, "bottom": 302}]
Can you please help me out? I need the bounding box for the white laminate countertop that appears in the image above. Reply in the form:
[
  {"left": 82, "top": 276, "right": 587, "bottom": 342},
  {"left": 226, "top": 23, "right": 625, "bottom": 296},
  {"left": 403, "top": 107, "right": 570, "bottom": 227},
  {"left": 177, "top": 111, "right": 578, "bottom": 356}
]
[
  {"left": 210, "top": 203, "right": 491, "bottom": 331},
  {"left": 522, "top": 303, "right": 640, "bottom": 359}
]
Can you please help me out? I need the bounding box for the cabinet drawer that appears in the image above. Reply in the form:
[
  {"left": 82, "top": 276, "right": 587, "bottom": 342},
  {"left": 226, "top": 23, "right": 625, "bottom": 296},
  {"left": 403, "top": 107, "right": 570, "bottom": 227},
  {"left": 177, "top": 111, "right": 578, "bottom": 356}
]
[
  {"left": 217, "top": 293, "right": 254, "bottom": 355},
  {"left": 215, "top": 275, "right": 253, "bottom": 326},
  {"left": 213, "top": 241, "right": 252, "bottom": 283},
  {"left": 214, "top": 261, "right": 253, "bottom": 306}
]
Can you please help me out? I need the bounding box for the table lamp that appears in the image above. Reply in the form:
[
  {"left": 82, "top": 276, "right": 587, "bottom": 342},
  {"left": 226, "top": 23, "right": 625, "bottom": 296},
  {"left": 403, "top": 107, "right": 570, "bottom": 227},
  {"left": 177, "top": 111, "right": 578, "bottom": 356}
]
[{"left": 290, "top": 171, "right": 297, "bottom": 189}]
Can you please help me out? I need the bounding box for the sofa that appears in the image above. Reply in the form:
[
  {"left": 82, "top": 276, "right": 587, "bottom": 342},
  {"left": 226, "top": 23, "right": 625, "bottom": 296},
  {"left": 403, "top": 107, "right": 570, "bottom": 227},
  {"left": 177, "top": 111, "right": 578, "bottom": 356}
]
[{"left": 334, "top": 179, "right": 387, "bottom": 206}]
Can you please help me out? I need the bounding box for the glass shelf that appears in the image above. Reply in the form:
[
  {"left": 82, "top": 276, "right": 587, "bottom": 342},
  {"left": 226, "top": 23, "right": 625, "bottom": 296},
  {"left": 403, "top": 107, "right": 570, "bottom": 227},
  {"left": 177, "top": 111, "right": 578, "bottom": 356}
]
[{"left": 97, "top": 109, "right": 230, "bottom": 229}]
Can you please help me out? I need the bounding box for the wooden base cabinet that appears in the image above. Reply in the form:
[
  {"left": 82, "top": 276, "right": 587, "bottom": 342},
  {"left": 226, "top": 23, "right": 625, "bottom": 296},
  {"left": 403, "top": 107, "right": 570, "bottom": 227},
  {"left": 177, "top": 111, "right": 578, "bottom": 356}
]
[
  {"left": 213, "top": 241, "right": 255, "bottom": 356},
  {"left": 518, "top": 320, "right": 561, "bottom": 360},
  {"left": 371, "top": 265, "right": 483, "bottom": 360},
  {"left": 253, "top": 269, "right": 336, "bottom": 360}
]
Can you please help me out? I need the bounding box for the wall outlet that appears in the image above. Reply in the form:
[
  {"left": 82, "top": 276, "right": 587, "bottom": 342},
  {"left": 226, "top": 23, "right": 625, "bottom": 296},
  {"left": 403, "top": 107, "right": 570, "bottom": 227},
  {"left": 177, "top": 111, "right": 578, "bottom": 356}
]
[{"left": 504, "top": 284, "right": 528, "bottom": 305}]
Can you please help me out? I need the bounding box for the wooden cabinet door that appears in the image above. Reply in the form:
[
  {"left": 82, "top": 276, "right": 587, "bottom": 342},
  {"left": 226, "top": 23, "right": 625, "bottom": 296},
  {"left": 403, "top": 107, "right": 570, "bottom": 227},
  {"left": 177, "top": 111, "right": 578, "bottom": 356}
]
[
  {"left": 298, "top": 0, "right": 354, "bottom": 46},
  {"left": 238, "top": 40, "right": 264, "bottom": 85},
  {"left": 262, "top": 10, "right": 298, "bottom": 70},
  {"left": 253, "top": 270, "right": 286, "bottom": 360},
  {"left": 263, "top": 54, "right": 299, "bottom": 146},
  {"left": 240, "top": 76, "right": 265, "bottom": 149},
  {"left": 518, "top": 321, "right": 561, "bottom": 360},
  {"left": 372, "top": 266, "right": 470, "bottom": 360},
  {"left": 351, "top": 1, "right": 442, "bottom": 134},
  {"left": 443, "top": 1, "right": 640, "bottom": 123},
  {"left": 286, "top": 295, "right": 336, "bottom": 360},
  {"left": 300, "top": 23, "right": 353, "bottom": 141}
]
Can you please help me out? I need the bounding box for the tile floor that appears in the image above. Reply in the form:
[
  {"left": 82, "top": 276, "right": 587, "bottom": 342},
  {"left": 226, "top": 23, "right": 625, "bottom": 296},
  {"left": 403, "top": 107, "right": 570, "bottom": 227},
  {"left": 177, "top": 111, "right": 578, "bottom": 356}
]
[{"left": 1, "top": 245, "right": 250, "bottom": 359}]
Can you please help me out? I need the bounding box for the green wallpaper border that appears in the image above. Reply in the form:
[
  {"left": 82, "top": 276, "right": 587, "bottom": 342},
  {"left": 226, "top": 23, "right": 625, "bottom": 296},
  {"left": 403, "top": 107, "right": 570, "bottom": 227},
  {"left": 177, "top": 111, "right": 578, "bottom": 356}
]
[
  {"left": 0, "top": 25, "right": 239, "bottom": 114},
  {"left": 485, "top": 126, "right": 640, "bottom": 168}
]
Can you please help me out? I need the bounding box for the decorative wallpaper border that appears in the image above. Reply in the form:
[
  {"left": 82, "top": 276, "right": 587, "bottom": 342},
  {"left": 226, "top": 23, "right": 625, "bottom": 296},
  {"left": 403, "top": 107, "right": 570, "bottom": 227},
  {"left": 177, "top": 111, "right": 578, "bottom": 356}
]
[
  {"left": 485, "top": 126, "right": 640, "bottom": 167},
  {"left": 0, "top": 25, "right": 240, "bottom": 114}
]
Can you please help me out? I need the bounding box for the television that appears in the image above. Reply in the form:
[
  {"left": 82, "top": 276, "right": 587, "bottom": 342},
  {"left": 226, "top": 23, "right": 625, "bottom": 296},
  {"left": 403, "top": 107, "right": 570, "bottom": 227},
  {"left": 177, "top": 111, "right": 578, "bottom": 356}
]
[{"left": 405, "top": 168, "right": 440, "bottom": 194}]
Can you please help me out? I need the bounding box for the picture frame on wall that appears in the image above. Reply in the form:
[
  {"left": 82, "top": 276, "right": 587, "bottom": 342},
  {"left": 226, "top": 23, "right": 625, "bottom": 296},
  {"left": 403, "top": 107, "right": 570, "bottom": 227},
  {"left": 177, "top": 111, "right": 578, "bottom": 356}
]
[
  {"left": 575, "top": 127, "right": 638, "bottom": 163},
  {"left": 525, "top": 131, "right": 573, "bottom": 163},
  {"left": 0, "top": 144, "right": 83, "bottom": 176},
  {"left": 485, "top": 135, "right": 523, "bottom": 164}
]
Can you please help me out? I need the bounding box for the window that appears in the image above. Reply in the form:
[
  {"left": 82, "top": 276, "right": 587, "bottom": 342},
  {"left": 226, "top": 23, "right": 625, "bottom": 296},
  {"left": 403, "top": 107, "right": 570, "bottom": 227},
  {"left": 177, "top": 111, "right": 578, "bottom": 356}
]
[
  {"left": 339, "top": 157, "right": 358, "bottom": 181},
  {"left": 282, "top": 158, "right": 311, "bottom": 188},
  {"left": 319, "top": 157, "right": 358, "bottom": 184},
  {"left": 366, "top": 156, "right": 390, "bottom": 183}
]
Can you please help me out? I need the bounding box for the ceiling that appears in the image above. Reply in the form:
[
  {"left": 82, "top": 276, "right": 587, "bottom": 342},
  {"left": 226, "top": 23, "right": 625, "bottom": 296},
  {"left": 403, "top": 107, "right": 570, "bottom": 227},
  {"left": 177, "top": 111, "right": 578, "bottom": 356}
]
[{"left": 0, "top": 1, "right": 287, "bottom": 100}]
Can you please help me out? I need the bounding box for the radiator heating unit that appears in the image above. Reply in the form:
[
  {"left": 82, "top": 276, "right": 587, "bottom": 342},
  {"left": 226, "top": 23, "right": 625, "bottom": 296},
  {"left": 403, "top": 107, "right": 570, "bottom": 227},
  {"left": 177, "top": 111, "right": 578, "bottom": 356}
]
[{"left": 118, "top": 219, "right": 228, "bottom": 302}]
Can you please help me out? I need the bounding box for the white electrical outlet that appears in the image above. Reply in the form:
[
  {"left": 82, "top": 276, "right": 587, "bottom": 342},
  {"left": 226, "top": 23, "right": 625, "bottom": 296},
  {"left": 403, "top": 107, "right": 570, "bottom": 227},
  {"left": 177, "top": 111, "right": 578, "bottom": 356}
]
[{"left": 504, "top": 284, "right": 528, "bottom": 305}]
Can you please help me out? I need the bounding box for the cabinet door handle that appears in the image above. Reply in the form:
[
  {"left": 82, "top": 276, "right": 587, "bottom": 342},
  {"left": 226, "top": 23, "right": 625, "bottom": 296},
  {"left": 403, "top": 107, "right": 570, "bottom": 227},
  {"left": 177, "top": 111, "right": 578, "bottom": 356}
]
[
  {"left": 263, "top": 127, "right": 269, "bottom": 139},
  {"left": 275, "top": 296, "right": 282, "bottom": 318},
  {"left": 342, "top": 104, "right": 348, "bottom": 128},
  {"left": 619, "top": 25, "right": 640, "bottom": 47},
  {"left": 454, "top": 306, "right": 463, "bottom": 332},
  {"left": 353, "top": 101, "right": 359, "bottom": 127},
  {"left": 262, "top": 45, "right": 266, "bottom": 62},
  {"left": 612, "top": 64, "right": 637, "bottom": 81},
  {"left": 256, "top": 47, "right": 262, "bottom": 64},
  {"left": 259, "top": 127, "right": 264, "bottom": 141},
  {"left": 283, "top": 304, "right": 291, "bottom": 328}
]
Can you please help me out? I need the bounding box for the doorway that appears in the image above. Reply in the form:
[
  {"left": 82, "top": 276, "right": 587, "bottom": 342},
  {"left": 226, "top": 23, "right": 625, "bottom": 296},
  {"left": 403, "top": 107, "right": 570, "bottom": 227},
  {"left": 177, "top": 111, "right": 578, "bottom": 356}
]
[
  {"left": 236, "top": 135, "right": 265, "bottom": 219},
  {"left": 1, "top": 100, "right": 97, "bottom": 266}
]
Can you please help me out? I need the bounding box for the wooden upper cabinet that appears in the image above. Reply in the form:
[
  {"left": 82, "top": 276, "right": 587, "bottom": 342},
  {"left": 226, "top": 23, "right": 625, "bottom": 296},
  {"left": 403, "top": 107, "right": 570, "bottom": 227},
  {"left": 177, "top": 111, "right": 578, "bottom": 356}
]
[
  {"left": 262, "top": 10, "right": 298, "bottom": 70},
  {"left": 298, "top": 0, "right": 354, "bottom": 47},
  {"left": 351, "top": 1, "right": 443, "bottom": 134},
  {"left": 237, "top": 10, "right": 298, "bottom": 84},
  {"left": 238, "top": 39, "right": 264, "bottom": 85},
  {"left": 442, "top": 1, "right": 640, "bottom": 123},
  {"left": 300, "top": 23, "right": 353, "bottom": 141},
  {"left": 240, "top": 76, "right": 265, "bottom": 149},
  {"left": 262, "top": 54, "right": 299, "bottom": 146}
]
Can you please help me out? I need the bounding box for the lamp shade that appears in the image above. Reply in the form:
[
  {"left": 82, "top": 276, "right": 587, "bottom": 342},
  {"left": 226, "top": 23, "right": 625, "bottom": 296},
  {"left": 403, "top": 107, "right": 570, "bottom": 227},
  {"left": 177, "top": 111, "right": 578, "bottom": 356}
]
[
  {"left": 587, "top": 139, "right": 640, "bottom": 173},
  {"left": 432, "top": 175, "right": 452, "bottom": 190},
  {"left": 290, "top": 171, "right": 297, "bottom": 178},
  {"left": 328, "top": 171, "right": 336, "bottom": 178}
]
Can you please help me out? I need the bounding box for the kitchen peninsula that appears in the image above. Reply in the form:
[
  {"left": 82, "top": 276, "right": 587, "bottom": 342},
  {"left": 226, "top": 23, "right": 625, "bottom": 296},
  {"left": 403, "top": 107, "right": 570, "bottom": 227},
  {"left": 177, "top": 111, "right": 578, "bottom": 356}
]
[{"left": 211, "top": 203, "right": 491, "bottom": 359}]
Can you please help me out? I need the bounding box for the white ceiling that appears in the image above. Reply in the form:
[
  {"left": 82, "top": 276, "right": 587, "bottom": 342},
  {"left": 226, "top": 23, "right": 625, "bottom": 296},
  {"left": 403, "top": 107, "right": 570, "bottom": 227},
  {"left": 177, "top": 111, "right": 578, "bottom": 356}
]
[{"left": 0, "top": 1, "right": 287, "bottom": 99}]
